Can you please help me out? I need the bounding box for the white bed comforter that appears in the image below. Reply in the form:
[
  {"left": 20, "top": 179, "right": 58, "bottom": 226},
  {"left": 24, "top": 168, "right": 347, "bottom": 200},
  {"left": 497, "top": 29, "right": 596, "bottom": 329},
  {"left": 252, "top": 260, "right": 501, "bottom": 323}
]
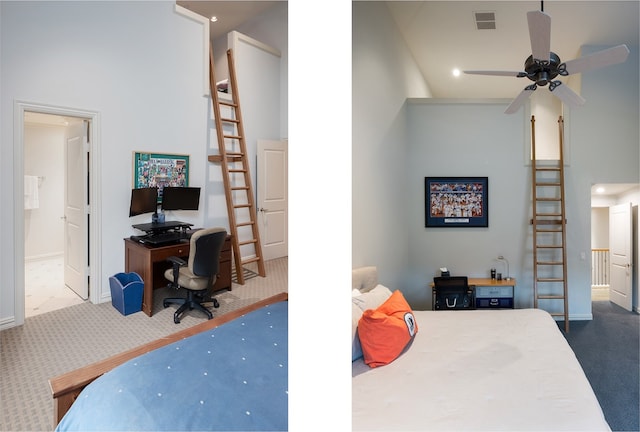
[{"left": 352, "top": 308, "right": 610, "bottom": 431}]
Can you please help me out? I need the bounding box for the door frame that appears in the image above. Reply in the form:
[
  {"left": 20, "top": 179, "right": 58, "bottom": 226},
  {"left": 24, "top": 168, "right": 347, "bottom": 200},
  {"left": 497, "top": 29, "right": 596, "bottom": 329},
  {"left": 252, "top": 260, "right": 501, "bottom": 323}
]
[{"left": 14, "top": 101, "right": 101, "bottom": 326}]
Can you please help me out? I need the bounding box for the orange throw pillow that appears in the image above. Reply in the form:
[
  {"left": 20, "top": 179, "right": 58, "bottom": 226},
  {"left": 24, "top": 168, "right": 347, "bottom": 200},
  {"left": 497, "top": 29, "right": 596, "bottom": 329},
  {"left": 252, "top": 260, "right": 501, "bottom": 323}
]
[{"left": 358, "top": 290, "right": 418, "bottom": 367}]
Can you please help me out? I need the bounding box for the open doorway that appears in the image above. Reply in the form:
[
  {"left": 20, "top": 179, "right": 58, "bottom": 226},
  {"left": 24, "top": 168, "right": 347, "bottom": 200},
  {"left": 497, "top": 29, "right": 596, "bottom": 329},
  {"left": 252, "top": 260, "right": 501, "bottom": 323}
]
[
  {"left": 14, "top": 101, "right": 101, "bottom": 327},
  {"left": 591, "top": 183, "right": 639, "bottom": 312},
  {"left": 23, "top": 112, "right": 87, "bottom": 317}
]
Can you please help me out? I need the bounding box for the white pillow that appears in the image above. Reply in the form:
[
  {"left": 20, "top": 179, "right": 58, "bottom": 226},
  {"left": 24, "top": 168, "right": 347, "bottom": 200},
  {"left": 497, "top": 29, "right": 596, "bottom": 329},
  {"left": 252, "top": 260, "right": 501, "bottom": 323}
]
[
  {"left": 352, "top": 284, "right": 393, "bottom": 312},
  {"left": 352, "top": 284, "right": 393, "bottom": 361}
]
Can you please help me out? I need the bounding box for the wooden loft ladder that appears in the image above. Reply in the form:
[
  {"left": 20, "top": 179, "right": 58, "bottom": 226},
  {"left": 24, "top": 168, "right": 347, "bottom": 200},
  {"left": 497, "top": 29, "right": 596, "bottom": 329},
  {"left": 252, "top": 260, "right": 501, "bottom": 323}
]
[
  {"left": 207, "top": 47, "right": 265, "bottom": 284},
  {"left": 531, "top": 115, "right": 569, "bottom": 332}
]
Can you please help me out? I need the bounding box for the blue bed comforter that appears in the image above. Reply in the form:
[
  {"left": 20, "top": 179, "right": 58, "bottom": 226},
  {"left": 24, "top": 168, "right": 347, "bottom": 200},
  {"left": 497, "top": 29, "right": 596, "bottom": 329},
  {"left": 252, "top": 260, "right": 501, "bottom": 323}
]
[{"left": 57, "top": 301, "right": 288, "bottom": 431}]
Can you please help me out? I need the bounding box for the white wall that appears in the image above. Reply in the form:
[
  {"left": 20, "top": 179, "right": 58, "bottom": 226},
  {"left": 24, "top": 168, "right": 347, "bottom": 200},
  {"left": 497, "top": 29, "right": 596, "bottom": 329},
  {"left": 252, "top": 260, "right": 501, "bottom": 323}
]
[
  {"left": 353, "top": 5, "right": 639, "bottom": 320},
  {"left": 1, "top": 1, "right": 209, "bottom": 327},
  {"left": 24, "top": 123, "right": 65, "bottom": 259},
  {"left": 404, "top": 101, "right": 528, "bottom": 309},
  {"left": 352, "top": 1, "right": 431, "bottom": 290}
]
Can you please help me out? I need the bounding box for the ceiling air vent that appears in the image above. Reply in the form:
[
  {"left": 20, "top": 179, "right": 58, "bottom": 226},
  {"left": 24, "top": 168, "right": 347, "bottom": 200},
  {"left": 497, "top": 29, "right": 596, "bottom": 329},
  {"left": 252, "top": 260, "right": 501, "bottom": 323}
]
[{"left": 474, "top": 11, "right": 496, "bottom": 30}]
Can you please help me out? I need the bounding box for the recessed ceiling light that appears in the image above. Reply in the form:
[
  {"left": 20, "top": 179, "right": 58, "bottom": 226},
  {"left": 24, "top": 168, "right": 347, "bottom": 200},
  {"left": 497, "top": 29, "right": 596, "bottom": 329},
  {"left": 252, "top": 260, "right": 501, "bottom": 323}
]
[
  {"left": 452, "top": 68, "right": 461, "bottom": 77},
  {"left": 596, "top": 187, "right": 605, "bottom": 193},
  {"left": 210, "top": 16, "right": 218, "bottom": 22}
]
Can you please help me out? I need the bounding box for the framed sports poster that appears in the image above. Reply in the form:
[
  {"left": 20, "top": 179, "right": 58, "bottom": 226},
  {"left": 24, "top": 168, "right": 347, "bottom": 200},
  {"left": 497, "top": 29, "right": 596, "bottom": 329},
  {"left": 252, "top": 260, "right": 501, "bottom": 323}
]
[
  {"left": 133, "top": 152, "right": 189, "bottom": 201},
  {"left": 425, "top": 177, "right": 488, "bottom": 227}
]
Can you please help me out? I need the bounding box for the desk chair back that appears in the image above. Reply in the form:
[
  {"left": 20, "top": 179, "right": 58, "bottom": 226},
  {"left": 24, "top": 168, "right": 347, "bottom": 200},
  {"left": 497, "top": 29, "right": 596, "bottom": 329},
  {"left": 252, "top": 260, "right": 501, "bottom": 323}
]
[
  {"left": 190, "top": 228, "right": 227, "bottom": 278},
  {"left": 433, "top": 276, "right": 475, "bottom": 310}
]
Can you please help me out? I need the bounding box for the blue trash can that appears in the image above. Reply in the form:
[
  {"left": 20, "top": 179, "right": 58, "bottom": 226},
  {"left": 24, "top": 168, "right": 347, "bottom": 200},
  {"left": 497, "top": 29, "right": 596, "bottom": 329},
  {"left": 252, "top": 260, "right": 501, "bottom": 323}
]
[{"left": 109, "top": 272, "right": 143, "bottom": 316}]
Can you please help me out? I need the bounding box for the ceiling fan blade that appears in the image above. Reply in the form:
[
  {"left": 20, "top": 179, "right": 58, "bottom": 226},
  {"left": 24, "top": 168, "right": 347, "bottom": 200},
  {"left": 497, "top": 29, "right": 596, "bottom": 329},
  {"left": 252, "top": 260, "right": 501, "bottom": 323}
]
[
  {"left": 504, "top": 87, "right": 535, "bottom": 114},
  {"left": 463, "top": 70, "right": 526, "bottom": 77},
  {"left": 562, "top": 44, "right": 630, "bottom": 75},
  {"left": 527, "top": 10, "right": 551, "bottom": 62},
  {"left": 549, "top": 82, "right": 586, "bottom": 107}
]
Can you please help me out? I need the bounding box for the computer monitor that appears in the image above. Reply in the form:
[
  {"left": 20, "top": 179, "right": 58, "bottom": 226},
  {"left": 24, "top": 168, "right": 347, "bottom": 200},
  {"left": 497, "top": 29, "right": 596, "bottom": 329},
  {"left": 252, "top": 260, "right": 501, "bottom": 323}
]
[
  {"left": 129, "top": 187, "right": 158, "bottom": 217},
  {"left": 161, "top": 186, "right": 201, "bottom": 211}
]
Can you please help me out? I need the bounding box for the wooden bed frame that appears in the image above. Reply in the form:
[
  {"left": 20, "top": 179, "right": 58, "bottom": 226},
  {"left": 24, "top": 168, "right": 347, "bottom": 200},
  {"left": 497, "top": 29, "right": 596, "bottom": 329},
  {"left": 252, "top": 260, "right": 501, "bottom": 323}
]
[{"left": 49, "top": 292, "right": 288, "bottom": 427}]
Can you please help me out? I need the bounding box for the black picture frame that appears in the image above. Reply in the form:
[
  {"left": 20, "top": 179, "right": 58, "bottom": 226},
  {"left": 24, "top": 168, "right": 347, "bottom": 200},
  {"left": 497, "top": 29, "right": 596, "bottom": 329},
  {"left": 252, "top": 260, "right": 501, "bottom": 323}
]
[{"left": 425, "top": 177, "right": 488, "bottom": 227}]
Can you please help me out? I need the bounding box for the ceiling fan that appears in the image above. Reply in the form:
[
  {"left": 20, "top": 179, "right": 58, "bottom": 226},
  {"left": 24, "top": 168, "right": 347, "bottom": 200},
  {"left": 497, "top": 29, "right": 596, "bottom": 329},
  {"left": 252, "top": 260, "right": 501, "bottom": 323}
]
[{"left": 464, "top": 2, "right": 630, "bottom": 114}]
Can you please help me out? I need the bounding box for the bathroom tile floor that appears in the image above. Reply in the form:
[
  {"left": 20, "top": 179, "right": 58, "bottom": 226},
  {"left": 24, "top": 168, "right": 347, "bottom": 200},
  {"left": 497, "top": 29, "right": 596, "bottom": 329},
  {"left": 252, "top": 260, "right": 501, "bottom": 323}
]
[{"left": 25, "top": 256, "right": 85, "bottom": 318}]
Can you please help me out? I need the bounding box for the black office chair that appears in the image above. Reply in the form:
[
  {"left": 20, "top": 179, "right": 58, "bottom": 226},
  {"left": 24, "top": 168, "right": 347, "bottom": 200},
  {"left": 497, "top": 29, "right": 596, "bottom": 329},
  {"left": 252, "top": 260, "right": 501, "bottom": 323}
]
[
  {"left": 163, "top": 227, "right": 227, "bottom": 324},
  {"left": 432, "top": 276, "right": 476, "bottom": 310}
]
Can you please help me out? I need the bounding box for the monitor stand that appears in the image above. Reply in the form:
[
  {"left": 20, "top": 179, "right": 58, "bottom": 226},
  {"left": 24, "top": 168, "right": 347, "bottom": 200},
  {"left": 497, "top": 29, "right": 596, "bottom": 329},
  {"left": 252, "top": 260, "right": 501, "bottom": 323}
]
[{"left": 132, "top": 221, "right": 193, "bottom": 235}]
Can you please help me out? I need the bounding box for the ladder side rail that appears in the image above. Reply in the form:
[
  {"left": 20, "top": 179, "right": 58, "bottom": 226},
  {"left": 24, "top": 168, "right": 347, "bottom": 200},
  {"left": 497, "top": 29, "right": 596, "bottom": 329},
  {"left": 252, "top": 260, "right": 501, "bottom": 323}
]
[
  {"left": 209, "top": 46, "right": 244, "bottom": 282},
  {"left": 226, "top": 49, "right": 266, "bottom": 277},
  {"left": 531, "top": 116, "right": 539, "bottom": 308},
  {"left": 558, "top": 116, "right": 569, "bottom": 331}
]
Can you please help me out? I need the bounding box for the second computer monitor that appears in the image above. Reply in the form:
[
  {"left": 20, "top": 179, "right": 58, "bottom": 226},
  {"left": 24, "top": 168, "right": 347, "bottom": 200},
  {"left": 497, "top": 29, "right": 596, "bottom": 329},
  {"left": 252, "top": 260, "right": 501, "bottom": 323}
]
[{"left": 161, "top": 186, "right": 201, "bottom": 211}]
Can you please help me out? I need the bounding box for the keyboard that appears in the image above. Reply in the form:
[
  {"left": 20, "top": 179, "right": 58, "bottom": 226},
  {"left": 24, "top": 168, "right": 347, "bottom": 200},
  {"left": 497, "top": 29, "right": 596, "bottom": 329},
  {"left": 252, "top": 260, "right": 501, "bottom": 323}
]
[{"left": 141, "top": 231, "right": 186, "bottom": 246}]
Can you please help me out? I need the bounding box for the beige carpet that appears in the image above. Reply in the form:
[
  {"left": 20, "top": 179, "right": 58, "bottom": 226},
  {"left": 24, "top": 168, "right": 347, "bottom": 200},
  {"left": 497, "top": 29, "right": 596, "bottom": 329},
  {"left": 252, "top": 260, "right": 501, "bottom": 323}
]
[{"left": 0, "top": 257, "right": 287, "bottom": 432}]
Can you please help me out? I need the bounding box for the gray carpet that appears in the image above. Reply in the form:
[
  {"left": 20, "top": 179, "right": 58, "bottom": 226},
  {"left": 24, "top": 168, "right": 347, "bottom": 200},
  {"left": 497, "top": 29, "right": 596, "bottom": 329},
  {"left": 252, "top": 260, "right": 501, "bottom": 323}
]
[
  {"left": 560, "top": 301, "right": 640, "bottom": 432},
  {"left": 0, "top": 257, "right": 287, "bottom": 432}
]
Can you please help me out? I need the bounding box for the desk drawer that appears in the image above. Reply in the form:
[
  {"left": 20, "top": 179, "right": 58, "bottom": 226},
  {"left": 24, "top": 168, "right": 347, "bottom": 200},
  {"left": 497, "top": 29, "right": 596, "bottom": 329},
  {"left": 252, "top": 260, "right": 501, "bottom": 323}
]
[
  {"left": 476, "top": 285, "right": 513, "bottom": 298},
  {"left": 476, "top": 297, "right": 514, "bottom": 308},
  {"left": 150, "top": 244, "right": 189, "bottom": 261}
]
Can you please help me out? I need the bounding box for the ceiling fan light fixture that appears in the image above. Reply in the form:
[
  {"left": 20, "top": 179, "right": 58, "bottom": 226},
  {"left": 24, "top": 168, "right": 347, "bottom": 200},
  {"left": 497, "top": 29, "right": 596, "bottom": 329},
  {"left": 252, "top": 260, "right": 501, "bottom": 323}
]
[{"left": 465, "top": 8, "right": 629, "bottom": 114}]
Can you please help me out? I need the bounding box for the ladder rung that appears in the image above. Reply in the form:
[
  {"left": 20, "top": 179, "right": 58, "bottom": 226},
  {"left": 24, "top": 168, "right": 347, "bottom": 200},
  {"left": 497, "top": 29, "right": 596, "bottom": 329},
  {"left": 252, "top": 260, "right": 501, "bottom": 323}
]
[
  {"left": 230, "top": 186, "right": 249, "bottom": 191},
  {"left": 536, "top": 198, "right": 561, "bottom": 202},
  {"left": 538, "top": 295, "right": 566, "bottom": 300},
  {"left": 536, "top": 213, "right": 562, "bottom": 217},
  {"left": 229, "top": 169, "right": 247, "bottom": 173},
  {"left": 234, "top": 204, "right": 251, "bottom": 209},
  {"left": 220, "top": 117, "right": 239, "bottom": 124},
  {"left": 223, "top": 134, "right": 242, "bottom": 140},
  {"left": 242, "top": 256, "right": 262, "bottom": 265},
  {"left": 529, "top": 215, "right": 567, "bottom": 225},
  {"left": 549, "top": 312, "right": 567, "bottom": 317},
  {"left": 239, "top": 239, "right": 258, "bottom": 246},
  {"left": 536, "top": 167, "right": 561, "bottom": 171},
  {"left": 536, "top": 245, "right": 563, "bottom": 249},
  {"left": 536, "top": 182, "right": 561, "bottom": 186},
  {"left": 219, "top": 100, "right": 237, "bottom": 107},
  {"left": 537, "top": 261, "right": 564, "bottom": 265},
  {"left": 536, "top": 228, "right": 563, "bottom": 232},
  {"left": 227, "top": 152, "right": 244, "bottom": 157},
  {"left": 537, "top": 278, "right": 565, "bottom": 283},
  {"left": 236, "top": 221, "right": 255, "bottom": 227}
]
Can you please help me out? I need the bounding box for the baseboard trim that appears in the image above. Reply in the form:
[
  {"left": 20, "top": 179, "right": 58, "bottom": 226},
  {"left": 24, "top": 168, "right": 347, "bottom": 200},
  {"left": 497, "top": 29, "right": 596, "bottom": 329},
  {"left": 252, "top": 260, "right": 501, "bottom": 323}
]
[{"left": 0, "top": 315, "right": 16, "bottom": 330}]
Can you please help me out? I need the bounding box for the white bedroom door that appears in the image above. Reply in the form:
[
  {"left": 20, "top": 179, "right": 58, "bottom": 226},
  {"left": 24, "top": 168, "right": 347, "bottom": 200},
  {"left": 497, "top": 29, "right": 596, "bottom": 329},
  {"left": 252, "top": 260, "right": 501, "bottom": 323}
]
[
  {"left": 609, "top": 202, "right": 632, "bottom": 311},
  {"left": 256, "top": 139, "right": 287, "bottom": 260},
  {"left": 64, "top": 119, "right": 89, "bottom": 299}
]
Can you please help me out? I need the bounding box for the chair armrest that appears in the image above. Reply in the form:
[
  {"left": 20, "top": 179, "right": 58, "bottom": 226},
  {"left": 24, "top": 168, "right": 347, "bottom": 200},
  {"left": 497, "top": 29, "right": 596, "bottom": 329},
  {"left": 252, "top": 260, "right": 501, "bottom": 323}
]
[
  {"left": 166, "top": 256, "right": 187, "bottom": 267},
  {"left": 166, "top": 256, "right": 187, "bottom": 288}
]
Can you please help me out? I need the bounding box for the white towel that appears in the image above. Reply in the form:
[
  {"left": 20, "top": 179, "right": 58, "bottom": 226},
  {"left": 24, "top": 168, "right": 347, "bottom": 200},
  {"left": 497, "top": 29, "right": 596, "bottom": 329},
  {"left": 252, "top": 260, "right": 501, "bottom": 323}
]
[{"left": 24, "top": 175, "right": 39, "bottom": 210}]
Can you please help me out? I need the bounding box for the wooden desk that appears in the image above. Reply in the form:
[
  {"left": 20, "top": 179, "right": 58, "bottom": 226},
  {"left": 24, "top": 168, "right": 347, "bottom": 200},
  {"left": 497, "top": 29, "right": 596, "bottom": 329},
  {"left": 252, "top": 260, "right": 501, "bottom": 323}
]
[
  {"left": 124, "top": 235, "right": 232, "bottom": 316},
  {"left": 430, "top": 278, "right": 516, "bottom": 309}
]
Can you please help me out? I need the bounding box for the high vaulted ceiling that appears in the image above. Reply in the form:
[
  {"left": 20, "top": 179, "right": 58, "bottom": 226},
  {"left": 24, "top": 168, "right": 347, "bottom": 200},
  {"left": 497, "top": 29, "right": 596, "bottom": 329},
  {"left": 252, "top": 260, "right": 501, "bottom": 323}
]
[
  {"left": 385, "top": 1, "right": 639, "bottom": 100},
  {"left": 177, "top": 1, "right": 280, "bottom": 41}
]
